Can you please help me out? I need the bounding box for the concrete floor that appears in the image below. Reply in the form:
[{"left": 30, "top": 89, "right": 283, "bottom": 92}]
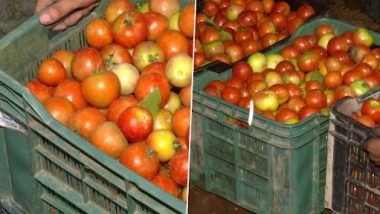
[{"left": 0, "top": 0, "right": 35, "bottom": 38}]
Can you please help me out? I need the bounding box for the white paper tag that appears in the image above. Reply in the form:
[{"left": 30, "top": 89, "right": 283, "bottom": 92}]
[
  {"left": 248, "top": 99, "right": 254, "bottom": 126},
  {"left": 0, "top": 110, "right": 27, "bottom": 134}
]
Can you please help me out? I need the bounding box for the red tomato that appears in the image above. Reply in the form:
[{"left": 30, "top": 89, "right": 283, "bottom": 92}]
[
  {"left": 297, "top": 51, "right": 319, "bottom": 72},
  {"left": 72, "top": 47, "right": 105, "bottom": 81},
  {"left": 275, "top": 107, "right": 299, "bottom": 123},
  {"left": 203, "top": 85, "right": 219, "bottom": 97},
  {"left": 323, "top": 70, "right": 343, "bottom": 90},
  {"left": 271, "top": 1, "right": 290, "bottom": 15},
  {"left": 170, "top": 149, "right": 189, "bottom": 186},
  {"left": 208, "top": 80, "right": 226, "bottom": 92},
  {"left": 292, "top": 36, "right": 312, "bottom": 53},
  {"left": 363, "top": 75, "right": 380, "bottom": 89},
  {"left": 118, "top": 106, "right": 153, "bottom": 142},
  {"left": 194, "top": 53, "right": 207, "bottom": 69},
  {"left": 157, "top": 30, "right": 190, "bottom": 60},
  {"left": 241, "top": 39, "right": 262, "bottom": 55},
  {"left": 238, "top": 10, "right": 257, "bottom": 27},
  {"left": 203, "top": 0, "right": 218, "bottom": 16},
  {"left": 101, "top": 43, "right": 132, "bottom": 65},
  {"left": 69, "top": 107, "right": 106, "bottom": 139},
  {"left": 38, "top": 58, "right": 66, "bottom": 86},
  {"left": 342, "top": 69, "right": 362, "bottom": 86},
  {"left": 222, "top": 87, "right": 241, "bottom": 104},
  {"left": 305, "top": 89, "right": 327, "bottom": 109},
  {"left": 144, "top": 12, "right": 169, "bottom": 41},
  {"left": 315, "top": 24, "right": 334, "bottom": 38},
  {"left": 268, "top": 12, "right": 287, "bottom": 32},
  {"left": 51, "top": 50, "right": 74, "bottom": 78},
  {"left": 270, "top": 84, "right": 289, "bottom": 104},
  {"left": 225, "top": 43, "right": 245, "bottom": 63},
  {"left": 305, "top": 80, "right": 322, "bottom": 91},
  {"left": 247, "top": 0, "right": 264, "bottom": 13},
  {"left": 296, "top": 4, "right": 315, "bottom": 20},
  {"left": 179, "top": 3, "right": 195, "bottom": 38},
  {"left": 287, "top": 97, "right": 306, "bottom": 113},
  {"left": 261, "top": 33, "right": 279, "bottom": 48},
  {"left": 281, "top": 45, "right": 300, "bottom": 59},
  {"left": 25, "top": 79, "right": 53, "bottom": 102},
  {"left": 327, "top": 36, "right": 349, "bottom": 55},
  {"left": 107, "top": 96, "right": 138, "bottom": 123},
  {"left": 54, "top": 79, "right": 87, "bottom": 109},
  {"left": 298, "top": 106, "right": 319, "bottom": 120},
  {"left": 232, "top": 61, "right": 253, "bottom": 81},
  {"left": 353, "top": 113, "right": 376, "bottom": 128},
  {"left": 111, "top": 11, "right": 147, "bottom": 48},
  {"left": 286, "top": 83, "right": 302, "bottom": 99},
  {"left": 335, "top": 85, "right": 355, "bottom": 101},
  {"left": 286, "top": 17, "right": 303, "bottom": 34},
  {"left": 134, "top": 73, "right": 171, "bottom": 107},
  {"left": 225, "top": 78, "right": 244, "bottom": 89},
  {"left": 361, "top": 98, "right": 380, "bottom": 123},
  {"left": 257, "top": 20, "right": 276, "bottom": 38},
  {"left": 354, "top": 63, "right": 374, "bottom": 77},
  {"left": 43, "top": 96, "right": 74, "bottom": 126},
  {"left": 119, "top": 142, "right": 160, "bottom": 179},
  {"left": 85, "top": 18, "right": 112, "bottom": 49},
  {"left": 234, "top": 29, "right": 253, "bottom": 44},
  {"left": 104, "top": 0, "right": 134, "bottom": 24},
  {"left": 81, "top": 71, "right": 120, "bottom": 108},
  {"left": 275, "top": 60, "right": 295, "bottom": 73},
  {"left": 151, "top": 171, "right": 181, "bottom": 197}
]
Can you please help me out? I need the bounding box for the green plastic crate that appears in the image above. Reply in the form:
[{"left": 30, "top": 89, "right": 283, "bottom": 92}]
[
  {"left": 0, "top": 0, "right": 191, "bottom": 213},
  {"left": 190, "top": 17, "right": 380, "bottom": 214}
]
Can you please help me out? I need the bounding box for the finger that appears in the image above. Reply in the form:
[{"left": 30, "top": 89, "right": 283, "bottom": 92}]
[
  {"left": 373, "top": 126, "right": 380, "bottom": 137},
  {"left": 368, "top": 153, "right": 380, "bottom": 163},
  {"left": 51, "top": 3, "right": 98, "bottom": 31},
  {"left": 34, "top": 0, "right": 57, "bottom": 13},
  {"left": 39, "top": 0, "right": 99, "bottom": 25}
]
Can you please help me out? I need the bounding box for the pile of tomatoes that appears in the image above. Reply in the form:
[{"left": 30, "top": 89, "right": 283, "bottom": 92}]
[
  {"left": 25, "top": 0, "right": 194, "bottom": 202},
  {"left": 203, "top": 23, "right": 380, "bottom": 125},
  {"left": 194, "top": 0, "right": 316, "bottom": 69},
  {"left": 352, "top": 97, "right": 380, "bottom": 128}
]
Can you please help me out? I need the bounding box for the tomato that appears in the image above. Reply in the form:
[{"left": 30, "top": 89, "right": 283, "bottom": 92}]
[
  {"left": 292, "top": 36, "right": 312, "bottom": 53},
  {"left": 225, "top": 78, "right": 244, "bottom": 89},
  {"left": 101, "top": 43, "right": 132, "bottom": 65},
  {"left": 286, "top": 83, "right": 302, "bottom": 99},
  {"left": 232, "top": 61, "right": 252, "bottom": 81},
  {"left": 165, "top": 52, "right": 192, "bottom": 88},
  {"left": 361, "top": 53, "right": 378, "bottom": 70},
  {"left": 38, "top": 58, "right": 66, "bottom": 86},
  {"left": 54, "top": 79, "right": 87, "bottom": 109},
  {"left": 142, "top": 62, "right": 166, "bottom": 76},
  {"left": 153, "top": 109, "right": 172, "bottom": 131},
  {"left": 238, "top": 10, "right": 257, "bottom": 27},
  {"left": 323, "top": 70, "right": 342, "bottom": 90},
  {"left": 268, "top": 12, "right": 287, "bottom": 32},
  {"left": 257, "top": 20, "right": 276, "bottom": 38},
  {"left": 104, "top": 0, "right": 134, "bottom": 24},
  {"left": 179, "top": 3, "right": 195, "bottom": 38},
  {"left": 354, "top": 63, "right": 374, "bottom": 77},
  {"left": 164, "top": 92, "right": 182, "bottom": 114},
  {"left": 194, "top": 53, "right": 207, "bottom": 69},
  {"left": 147, "top": 130, "right": 177, "bottom": 162},
  {"left": 107, "top": 96, "right": 138, "bottom": 123},
  {"left": 286, "top": 17, "right": 303, "bottom": 34},
  {"left": 241, "top": 39, "right": 262, "bottom": 55},
  {"left": 335, "top": 85, "right": 355, "bottom": 101},
  {"left": 52, "top": 50, "right": 74, "bottom": 78},
  {"left": 305, "top": 80, "right": 322, "bottom": 91},
  {"left": 208, "top": 80, "right": 226, "bottom": 92},
  {"left": 281, "top": 45, "right": 300, "bottom": 59},
  {"left": 269, "top": 84, "right": 289, "bottom": 104},
  {"left": 350, "top": 45, "right": 371, "bottom": 64},
  {"left": 112, "top": 11, "right": 147, "bottom": 48},
  {"left": 275, "top": 60, "right": 294, "bottom": 74},
  {"left": 203, "top": 85, "right": 219, "bottom": 97},
  {"left": 157, "top": 30, "right": 190, "bottom": 60},
  {"left": 298, "top": 106, "right": 319, "bottom": 120},
  {"left": 222, "top": 87, "right": 241, "bottom": 104},
  {"left": 315, "top": 24, "right": 334, "bottom": 38},
  {"left": 271, "top": 1, "right": 290, "bottom": 15},
  {"left": 287, "top": 97, "right": 306, "bottom": 113},
  {"left": 361, "top": 98, "right": 380, "bottom": 123},
  {"left": 43, "top": 96, "right": 74, "bottom": 126},
  {"left": 324, "top": 89, "right": 336, "bottom": 108},
  {"left": 297, "top": 51, "right": 319, "bottom": 72},
  {"left": 363, "top": 75, "right": 380, "bottom": 89},
  {"left": 81, "top": 71, "right": 120, "bottom": 108},
  {"left": 172, "top": 107, "right": 190, "bottom": 138},
  {"left": 305, "top": 35, "right": 318, "bottom": 47},
  {"left": 327, "top": 36, "right": 349, "bottom": 55},
  {"left": 203, "top": 0, "right": 218, "bottom": 16},
  {"left": 210, "top": 53, "right": 231, "bottom": 64},
  {"left": 151, "top": 171, "right": 181, "bottom": 197},
  {"left": 372, "top": 48, "right": 380, "bottom": 59},
  {"left": 305, "top": 89, "right": 326, "bottom": 109},
  {"left": 222, "top": 20, "right": 240, "bottom": 32},
  {"left": 246, "top": 0, "right": 264, "bottom": 13},
  {"left": 69, "top": 107, "right": 106, "bottom": 139},
  {"left": 90, "top": 121, "right": 128, "bottom": 159},
  {"left": 343, "top": 69, "right": 362, "bottom": 86},
  {"left": 275, "top": 107, "right": 299, "bottom": 123},
  {"left": 180, "top": 85, "right": 191, "bottom": 107},
  {"left": 353, "top": 113, "right": 375, "bottom": 128},
  {"left": 234, "top": 29, "right": 253, "bottom": 44},
  {"left": 248, "top": 80, "right": 267, "bottom": 96},
  {"left": 214, "top": 14, "right": 228, "bottom": 27},
  {"left": 225, "top": 43, "right": 245, "bottom": 63},
  {"left": 261, "top": 33, "right": 279, "bottom": 48},
  {"left": 118, "top": 106, "right": 153, "bottom": 142},
  {"left": 296, "top": 4, "right": 315, "bottom": 20},
  {"left": 135, "top": 73, "right": 171, "bottom": 107},
  {"left": 72, "top": 47, "right": 105, "bottom": 81},
  {"left": 25, "top": 79, "right": 53, "bottom": 102},
  {"left": 326, "top": 57, "right": 342, "bottom": 72},
  {"left": 143, "top": 12, "right": 169, "bottom": 41},
  {"left": 332, "top": 50, "right": 351, "bottom": 65},
  {"left": 169, "top": 149, "right": 188, "bottom": 186},
  {"left": 119, "top": 142, "right": 160, "bottom": 179},
  {"left": 132, "top": 41, "right": 165, "bottom": 71},
  {"left": 85, "top": 18, "right": 112, "bottom": 49}
]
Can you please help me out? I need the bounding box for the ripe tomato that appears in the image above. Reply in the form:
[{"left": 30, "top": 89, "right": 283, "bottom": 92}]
[
  {"left": 354, "top": 63, "right": 374, "bottom": 77},
  {"left": 287, "top": 97, "right": 306, "bottom": 113},
  {"left": 225, "top": 43, "right": 245, "bottom": 63},
  {"left": 38, "top": 58, "right": 66, "bottom": 86},
  {"left": 241, "top": 39, "right": 262, "bottom": 55},
  {"left": 81, "top": 71, "right": 120, "bottom": 108},
  {"left": 323, "top": 70, "right": 342, "bottom": 90},
  {"left": 222, "top": 87, "right": 241, "bottom": 104},
  {"left": 104, "top": 0, "right": 134, "bottom": 24},
  {"left": 257, "top": 20, "right": 276, "bottom": 38},
  {"left": 275, "top": 107, "right": 299, "bottom": 123},
  {"left": 90, "top": 121, "right": 128, "bottom": 159},
  {"left": 52, "top": 49, "right": 74, "bottom": 78},
  {"left": 292, "top": 36, "right": 312, "bottom": 53},
  {"left": 179, "top": 2, "right": 195, "bottom": 38},
  {"left": 225, "top": 78, "right": 244, "bottom": 89},
  {"left": 169, "top": 149, "right": 188, "bottom": 186},
  {"left": 281, "top": 45, "right": 299, "bottom": 59},
  {"left": 132, "top": 41, "right": 165, "bottom": 71},
  {"left": 335, "top": 85, "right": 355, "bottom": 101},
  {"left": 315, "top": 24, "right": 334, "bottom": 37},
  {"left": 144, "top": 12, "right": 169, "bottom": 41},
  {"left": 25, "top": 79, "right": 53, "bottom": 102},
  {"left": 286, "top": 17, "right": 303, "bottom": 34},
  {"left": 298, "top": 106, "right": 319, "bottom": 120},
  {"left": 118, "top": 106, "right": 153, "bottom": 142},
  {"left": 296, "top": 4, "right": 315, "bottom": 20},
  {"left": 275, "top": 60, "right": 294, "bottom": 73},
  {"left": 286, "top": 83, "right": 302, "bottom": 99},
  {"left": 101, "top": 43, "right": 132, "bottom": 65},
  {"left": 119, "top": 142, "right": 160, "bottom": 179},
  {"left": 142, "top": 62, "right": 166, "bottom": 76},
  {"left": 203, "top": 0, "right": 218, "bottom": 16},
  {"left": 135, "top": 73, "right": 171, "bottom": 107},
  {"left": 157, "top": 30, "right": 190, "bottom": 60},
  {"left": 305, "top": 89, "right": 326, "bottom": 109},
  {"left": 232, "top": 61, "right": 252, "bottom": 81},
  {"left": 271, "top": 1, "right": 290, "bottom": 15},
  {"left": 107, "top": 96, "right": 138, "bottom": 123},
  {"left": 54, "top": 79, "right": 87, "bottom": 109},
  {"left": 151, "top": 171, "right": 181, "bottom": 197},
  {"left": 203, "top": 85, "right": 219, "bottom": 97},
  {"left": 342, "top": 69, "right": 362, "bottom": 86},
  {"left": 112, "top": 11, "right": 147, "bottom": 48},
  {"left": 72, "top": 47, "right": 105, "bottom": 81},
  {"left": 69, "top": 107, "right": 106, "bottom": 139},
  {"left": 180, "top": 85, "right": 191, "bottom": 107},
  {"left": 270, "top": 84, "right": 289, "bottom": 104},
  {"left": 153, "top": 109, "right": 172, "bottom": 131},
  {"left": 238, "top": 10, "right": 257, "bottom": 27},
  {"left": 43, "top": 96, "right": 74, "bottom": 126},
  {"left": 297, "top": 51, "right": 319, "bottom": 72},
  {"left": 261, "top": 33, "right": 279, "bottom": 48},
  {"left": 327, "top": 36, "right": 349, "bottom": 55},
  {"left": 353, "top": 113, "right": 376, "bottom": 128},
  {"left": 85, "top": 18, "right": 112, "bottom": 49},
  {"left": 363, "top": 75, "right": 380, "bottom": 89},
  {"left": 172, "top": 107, "right": 190, "bottom": 138},
  {"left": 147, "top": 130, "right": 177, "bottom": 162},
  {"left": 361, "top": 98, "right": 380, "bottom": 123},
  {"left": 200, "top": 27, "right": 221, "bottom": 45}
]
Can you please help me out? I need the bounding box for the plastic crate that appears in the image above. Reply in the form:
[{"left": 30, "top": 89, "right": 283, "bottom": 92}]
[
  {"left": 329, "top": 89, "right": 380, "bottom": 214},
  {"left": 367, "top": 0, "right": 380, "bottom": 23},
  {"left": 190, "top": 17, "right": 380, "bottom": 214},
  {"left": 0, "top": 0, "right": 191, "bottom": 213},
  {"left": 194, "top": 0, "right": 327, "bottom": 72}
]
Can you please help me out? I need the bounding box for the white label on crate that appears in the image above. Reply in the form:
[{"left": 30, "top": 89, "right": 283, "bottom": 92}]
[
  {"left": 248, "top": 99, "right": 254, "bottom": 126},
  {"left": 0, "top": 110, "right": 27, "bottom": 134}
]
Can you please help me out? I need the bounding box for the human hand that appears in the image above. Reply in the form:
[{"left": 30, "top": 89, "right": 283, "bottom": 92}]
[
  {"left": 364, "top": 127, "right": 380, "bottom": 166},
  {"left": 35, "top": 0, "right": 100, "bottom": 30}
]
